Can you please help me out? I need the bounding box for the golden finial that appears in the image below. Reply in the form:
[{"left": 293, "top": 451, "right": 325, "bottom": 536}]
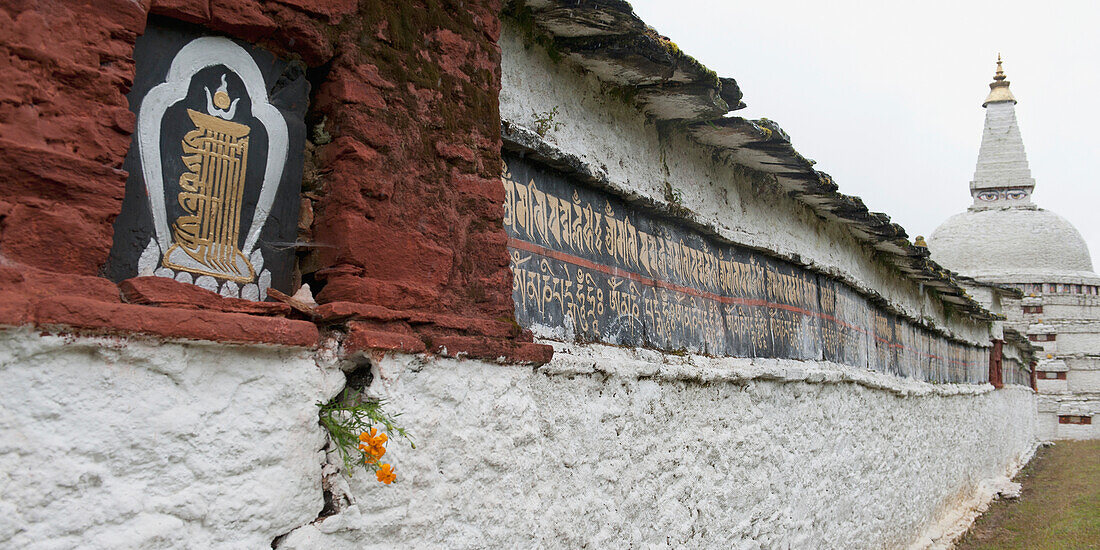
[
  {"left": 993, "top": 53, "right": 1006, "bottom": 81},
  {"left": 983, "top": 54, "right": 1016, "bottom": 106},
  {"left": 914, "top": 236, "right": 927, "bottom": 248}
]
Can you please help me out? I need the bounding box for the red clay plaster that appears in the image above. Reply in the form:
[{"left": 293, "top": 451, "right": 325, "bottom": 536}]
[{"left": 0, "top": 0, "right": 547, "bottom": 363}]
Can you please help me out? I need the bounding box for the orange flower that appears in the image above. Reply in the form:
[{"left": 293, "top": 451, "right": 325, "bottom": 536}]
[
  {"left": 358, "top": 428, "right": 389, "bottom": 462},
  {"left": 376, "top": 463, "right": 396, "bottom": 484},
  {"left": 365, "top": 442, "right": 386, "bottom": 460},
  {"left": 358, "top": 428, "right": 388, "bottom": 448}
]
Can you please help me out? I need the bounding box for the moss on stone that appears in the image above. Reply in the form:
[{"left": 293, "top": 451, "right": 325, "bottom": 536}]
[{"left": 502, "top": 1, "right": 564, "bottom": 63}]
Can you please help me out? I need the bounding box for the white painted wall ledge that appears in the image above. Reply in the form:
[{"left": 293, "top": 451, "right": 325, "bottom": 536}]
[{"left": 540, "top": 340, "right": 1010, "bottom": 398}]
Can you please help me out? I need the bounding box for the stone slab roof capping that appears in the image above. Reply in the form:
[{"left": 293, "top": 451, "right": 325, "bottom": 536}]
[
  {"left": 1004, "top": 327, "right": 1039, "bottom": 359},
  {"left": 508, "top": 0, "right": 992, "bottom": 320}
]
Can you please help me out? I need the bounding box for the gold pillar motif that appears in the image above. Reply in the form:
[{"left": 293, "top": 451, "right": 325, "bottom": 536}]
[{"left": 162, "top": 103, "right": 255, "bottom": 283}]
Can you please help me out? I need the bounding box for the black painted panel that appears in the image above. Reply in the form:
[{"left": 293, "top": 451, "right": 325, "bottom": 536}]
[
  {"left": 503, "top": 153, "right": 988, "bottom": 384},
  {"left": 107, "top": 20, "right": 307, "bottom": 300}
]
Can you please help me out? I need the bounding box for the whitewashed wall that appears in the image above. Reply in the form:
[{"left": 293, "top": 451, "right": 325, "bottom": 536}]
[
  {"left": 1037, "top": 411, "right": 1061, "bottom": 440},
  {"left": 0, "top": 17, "right": 1047, "bottom": 550},
  {"left": 0, "top": 328, "right": 342, "bottom": 550},
  {"left": 280, "top": 344, "right": 1037, "bottom": 549},
  {"left": 232, "top": 18, "right": 1043, "bottom": 548},
  {"left": 497, "top": 24, "right": 988, "bottom": 347},
  {"left": 1046, "top": 331, "right": 1100, "bottom": 355},
  {"left": 1056, "top": 422, "right": 1099, "bottom": 439},
  {"left": 1037, "top": 378, "right": 1069, "bottom": 393},
  {"left": 1037, "top": 395, "right": 1100, "bottom": 440},
  {"left": 1014, "top": 290, "right": 1100, "bottom": 440},
  {"left": 1, "top": 326, "right": 1037, "bottom": 549},
  {"left": 1033, "top": 294, "right": 1100, "bottom": 320}
]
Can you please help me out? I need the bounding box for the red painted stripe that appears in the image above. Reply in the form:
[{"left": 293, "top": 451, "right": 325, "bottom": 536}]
[
  {"left": 509, "top": 237, "right": 835, "bottom": 319},
  {"left": 508, "top": 237, "right": 978, "bottom": 367}
]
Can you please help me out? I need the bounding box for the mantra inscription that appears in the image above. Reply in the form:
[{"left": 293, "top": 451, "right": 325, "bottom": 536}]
[{"left": 503, "top": 154, "right": 987, "bottom": 384}]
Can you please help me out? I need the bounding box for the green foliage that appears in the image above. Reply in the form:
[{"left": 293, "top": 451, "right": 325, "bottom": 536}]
[
  {"left": 318, "top": 389, "right": 414, "bottom": 477},
  {"left": 503, "top": 1, "right": 563, "bottom": 62},
  {"left": 311, "top": 115, "right": 332, "bottom": 145},
  {"left": 532, "top": 106, "right": 562, "bottom": 137},
  {"left": 663, "top": 181, "right": 690, "bottom": 218}
]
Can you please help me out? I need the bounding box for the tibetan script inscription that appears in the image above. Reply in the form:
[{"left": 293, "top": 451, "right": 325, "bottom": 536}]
[
  {"left": 503, "top": 153, "right": 988, "bottom": 384},
  {"left": 107, "top": 22, "right": 308, "bottom": 301}
]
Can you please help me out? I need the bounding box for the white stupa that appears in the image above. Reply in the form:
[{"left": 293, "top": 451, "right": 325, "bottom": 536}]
[
  {"left": 929, "top": 57, "right": 1100, "bottom": 440},
  {"left": 929, "top": 57, "right": 1099, "bottom": 286}
]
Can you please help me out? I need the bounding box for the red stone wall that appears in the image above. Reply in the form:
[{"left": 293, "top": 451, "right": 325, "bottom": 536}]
[
  {"left": 988, "top": 339, "right": 1003, "bottom": 389},
  {"left": 1058, "top": 415, "right": 1092, "bottom": 425},
  {"left": 0, "top": 0, "right": 549, "bottom": 362}
]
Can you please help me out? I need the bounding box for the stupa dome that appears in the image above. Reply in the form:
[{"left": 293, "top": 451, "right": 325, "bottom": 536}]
[
  {"left": 927, "top": 57, "right": 1099, "bottom": 285},
  {"left": 928, "top": 207, "right": 1097, "bottom": 283}
]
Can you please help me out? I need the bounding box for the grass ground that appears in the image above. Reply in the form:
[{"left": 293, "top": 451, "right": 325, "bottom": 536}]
[{"left": 954, "top": 440, "right": 1100, "bottom": 550}]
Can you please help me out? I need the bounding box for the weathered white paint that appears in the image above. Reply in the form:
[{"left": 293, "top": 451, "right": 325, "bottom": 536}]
[
  {"left": 929, "top": 208, "right": 1097, "bottom": 283},
  {"left": 1036, "top": 411, "right": 1060, "bottom": 441},
  {"left": 0, "top": 328, "right": 342, "bottom": 550},
  {"left": 1015, "top": 300, "right": 1100, "bottom": 423},
  {"left": 278, "top": 343, "right": 1037, "bottom": 550},
  {"left": 930, "top": 76, "right": 1093, "bottom": 281},
  {"left": 1056, "top": 422, "right": 1099, "bottom": 439},
  {"left": 969, "top": 100, "right": 1035, "bottom": 200},
  {"left": 1025, "top": 293, "right": 1100, "bottom": 320},
  {"left": 1046, "top": 333, "right": 1100, "bottom": 355},
  {"left": 1064, "top": 357, "right": 1100, "bottom": 370},
  {"left": 0, "top": 324, "right": 1038, "bottom": 549},
  {"left": 0, "top": 19, "right": 1049, "bottom": 550},
  {"left": 1069, "top": 370, "right": 1100, "bottom": 392},
  {"left": 1036, "top": 378, "right": 1069, "bottom": 393},
  {"left": 1037, "top": 395, "right": 1100, "bottom": 440}
]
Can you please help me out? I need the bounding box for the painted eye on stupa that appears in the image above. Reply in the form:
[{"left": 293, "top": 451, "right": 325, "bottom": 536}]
[
  {"left": 977, "top": 191, "right": 1000, "bottom": 202},
  {"left": 1005, "top": 189, "right": 1028, "bottom": 200}
]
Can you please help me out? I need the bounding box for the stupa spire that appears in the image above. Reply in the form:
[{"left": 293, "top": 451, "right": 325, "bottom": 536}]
[
  {"left": 970, "top": 55, "right": 1034, "bottom": 209},
  {"left": 983, "top": 54, "right": 1016, "bottom": 106}
]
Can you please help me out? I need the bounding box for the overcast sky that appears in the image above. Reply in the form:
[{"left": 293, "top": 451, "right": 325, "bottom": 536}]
[{"left": 629, "top": 0, "right": 1100, "bottom": 264}]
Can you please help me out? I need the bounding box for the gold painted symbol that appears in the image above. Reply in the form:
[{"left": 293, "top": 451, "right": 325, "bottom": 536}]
[
  {"left": 213, "top": 90, "right": 231, "bottom": 110},
  {"left": 162, "top": 74, "right": 255, "bottom": 282}
]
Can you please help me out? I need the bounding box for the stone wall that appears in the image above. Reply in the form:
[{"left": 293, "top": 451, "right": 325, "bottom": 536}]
[
  {"left": 259, "top": 346, "right": 1037, "bottom": 549},
  {"left": 497, "top": 21, "right": 988, "bottom": 348},
  {"left": 0, "top": 328, "right": 1037, "bottom": 549},
  {"left": 1012, "top": 289, "right": 1100, "bottom": 439},
  {"left": 0, "top": 1, "right": 1045, "bottom": 548},
  {"left": 0, "top": 328, "right": 341, "bottom": 549},
  {"left": 0, "top": 0, "right": 545, "bottom": 362},
  {"left": 1038, "top": 394, "right": 1100, "bottom": 440}
]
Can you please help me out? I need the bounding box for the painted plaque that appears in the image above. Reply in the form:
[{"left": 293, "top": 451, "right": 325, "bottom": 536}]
[
  {"left": 503, "top": 153, "right": 987, "bottom": 384},
  {"left": 107, "top": 21, "right": 308, "bottom": 300}
]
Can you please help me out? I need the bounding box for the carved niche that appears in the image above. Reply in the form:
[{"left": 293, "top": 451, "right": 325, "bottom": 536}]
[{"left": 108, "top": 21, "right": 308, "bottom": 300}]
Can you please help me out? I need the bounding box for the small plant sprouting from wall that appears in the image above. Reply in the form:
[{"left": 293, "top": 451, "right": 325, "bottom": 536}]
[
  {"left": 663, "top": 180, "right": 690, "bottom": 218},
  {"left": 532, "top": 106, "right": 562, "bottom": 137},
  {"left": 318, "top": 389, "right": 414, "bottom": 484}
]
